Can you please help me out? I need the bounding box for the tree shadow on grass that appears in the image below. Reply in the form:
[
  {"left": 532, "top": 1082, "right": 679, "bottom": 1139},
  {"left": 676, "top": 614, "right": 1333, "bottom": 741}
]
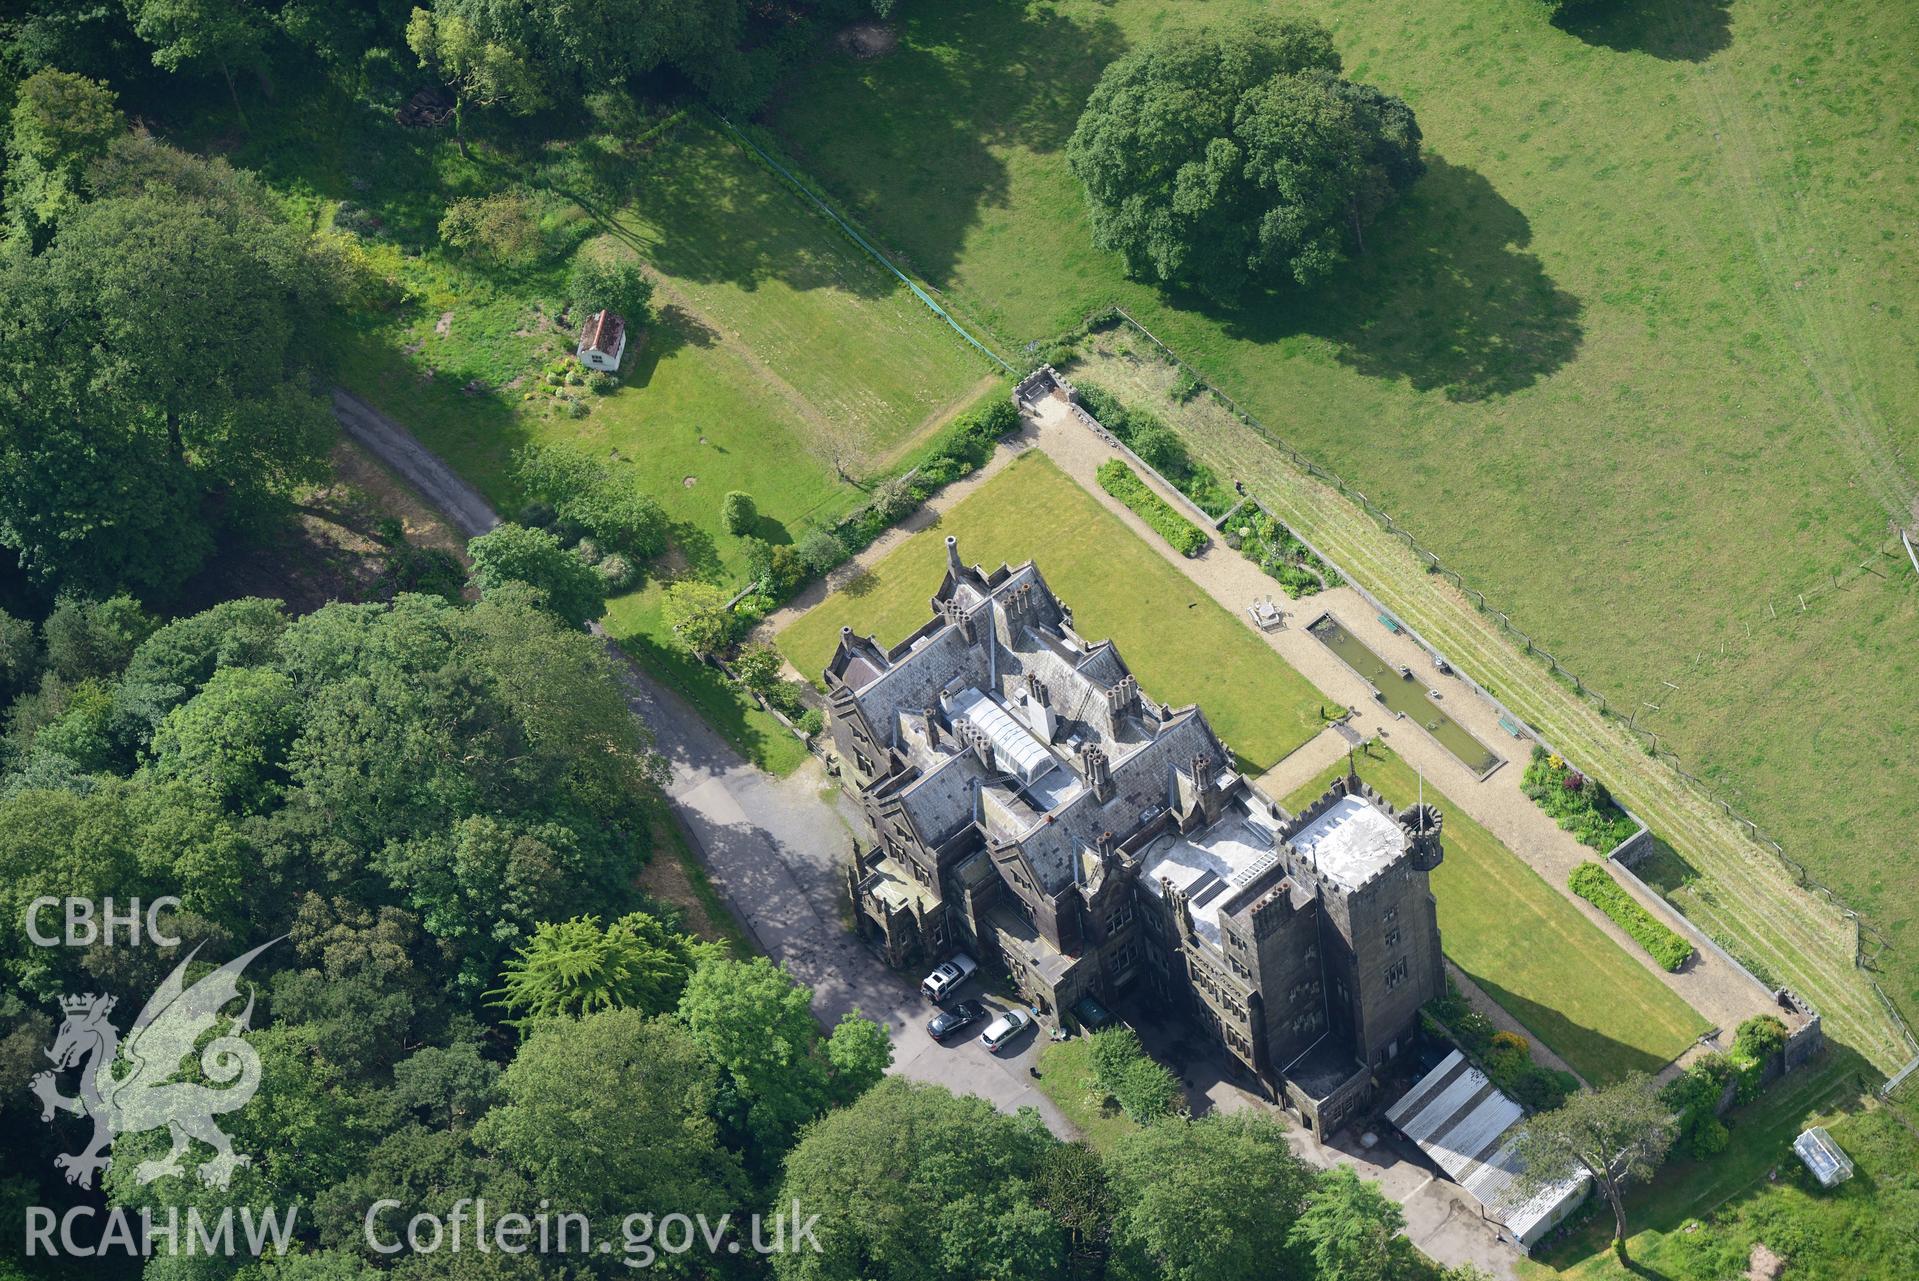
[
  {"left": 1556, "top": 0, "right": 1733, "bottom": 64},
  {"left": 839, "top": 567, "right": 881, "bottom": 600},
  {"left": 750, "top": 514, "right": 793, "bottom": 546},
  {"left": 1466, "top": 967, "right": 1676, "bottom": 1083},
  {"left": 1201, "top": 156, "right": 1585, "bottom": 403},
  {"left": 624, "top": 306, "right": 718, "bottom": 391},
  {"left": 761, "top": 0, "right": 1126, "bottom": 288},
  {"left": 668, "top": 520, "right": 726, "bottom": 584}
]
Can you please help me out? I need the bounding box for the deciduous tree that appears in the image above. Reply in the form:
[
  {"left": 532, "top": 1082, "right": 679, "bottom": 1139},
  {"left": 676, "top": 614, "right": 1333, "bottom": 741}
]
[
  {"left": 1066, "top": 16, "right": 1422, "bottom": 302},
  {"left": 1105, "top": 1112, "right": 1315, "bottom": 1281},
  {"left": 477, "top": 1009, "right": 745, "bottom": 1255},
  {"left": 3, "top": 69, "right": 122, "bottom": 248},
  {"left": 567, "top": 237, "right": 654, "bottom": 326},
  {"left": 773, "top": 1078, "right": 1068, "bottom": 1281},
  {"left": 659, "top": 580, "right": 737, "bottom": 657},
  {"left": 1511, "top": 1073, "right": 1675, "bottom": 1265},
  {"left": 1287, "top": 1166, "right": 1419, "bottom": 1281},
  {"left": 0, "top": 140, "right": 334, "bottom": 597},
  {"left": 467, "top": 524, "right": 606, "bottom": 628}
]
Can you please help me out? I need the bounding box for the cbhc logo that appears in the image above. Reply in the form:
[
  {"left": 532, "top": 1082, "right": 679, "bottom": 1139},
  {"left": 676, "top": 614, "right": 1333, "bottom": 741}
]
[{"left": 25, "top": 897, "right": 182, "bottom": 948}]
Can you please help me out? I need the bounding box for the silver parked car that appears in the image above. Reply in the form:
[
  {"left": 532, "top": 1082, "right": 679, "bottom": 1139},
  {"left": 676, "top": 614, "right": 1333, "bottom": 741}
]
[{"left": 977, "top": 1008, "right": 1031, "bottom": 1053}]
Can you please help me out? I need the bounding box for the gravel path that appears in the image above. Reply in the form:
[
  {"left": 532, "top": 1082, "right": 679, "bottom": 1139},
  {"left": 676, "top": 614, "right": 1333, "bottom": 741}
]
[
  {"left": 1255, "top": 724, "right": 1356, "bottom": 802},
  {"left": 330, "top": 388, "right": 500, "bottom": 540},
  {"left": 1027, "top": 398, "right": 1773, "bottom": 1047}
]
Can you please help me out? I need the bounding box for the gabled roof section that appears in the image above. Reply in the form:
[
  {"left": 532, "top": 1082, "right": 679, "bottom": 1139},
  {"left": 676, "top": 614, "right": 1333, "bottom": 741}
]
[
  {"left": 579, "top": 309, "right": 624, "bottom": 355},
  {"left": 834, "top": 539, "right": 1256, "bottom": 896}
]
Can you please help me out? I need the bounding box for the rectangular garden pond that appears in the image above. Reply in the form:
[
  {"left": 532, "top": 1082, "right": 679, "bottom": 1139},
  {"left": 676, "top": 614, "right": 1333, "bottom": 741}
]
[{"left": 1307, "top": 614, "right": 1502, "bottom": 779}]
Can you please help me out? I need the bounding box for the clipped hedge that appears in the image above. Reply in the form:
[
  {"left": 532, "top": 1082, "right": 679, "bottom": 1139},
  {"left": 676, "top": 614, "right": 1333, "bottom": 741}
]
[
  {"left": 1568, "top": 861, "right": 1693, "bottom": 971},
  {"left": 1095, "top": 460, "right": 1207, "bottom": 556}
]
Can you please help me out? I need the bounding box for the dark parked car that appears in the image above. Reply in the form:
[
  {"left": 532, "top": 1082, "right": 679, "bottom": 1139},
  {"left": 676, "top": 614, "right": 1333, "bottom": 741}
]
[{"left": 927, "top": 999, "right": 988, "bottom": 1041}]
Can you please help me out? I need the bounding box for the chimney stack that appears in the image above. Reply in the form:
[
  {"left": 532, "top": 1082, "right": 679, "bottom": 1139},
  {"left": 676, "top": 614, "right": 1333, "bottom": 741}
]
[
  {"left": 1079, "top": 743, "right": 1113, "bottom": 803},
  {"left": 1103, "top": 674, "right": 1139, "bottom": 718},
  {"left": 945, "top": 535, "right": 962, "bottom": 577}
]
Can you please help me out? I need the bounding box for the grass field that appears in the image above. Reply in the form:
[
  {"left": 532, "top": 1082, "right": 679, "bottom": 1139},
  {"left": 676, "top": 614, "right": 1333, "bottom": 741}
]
[
  {"left": 777, "top": 451, "right": 1328, "bottom": 771},
  {"left": 605, "top": 118, "right": 998, "bottom": 471},
  {"left": 187, "top": 91, "right": 1001, "bottom": 772},
  {"left": 311, "top": 109, "right": 993, "bottom": 585},
  {"left": 763, "top": 0, "right": 1919, "bottom": 1037},
  {"left": 1281, "top": 746, "right": 1708, "bottom": 1084},
  {"left": 1522, "top": 1051, "right": 1917, "bottom": 1280}
]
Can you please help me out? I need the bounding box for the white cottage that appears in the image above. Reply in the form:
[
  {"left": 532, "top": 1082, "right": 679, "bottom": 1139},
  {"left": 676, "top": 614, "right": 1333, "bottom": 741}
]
[{"left": 577, "top": 310, "right": 627, "bottom": 372}]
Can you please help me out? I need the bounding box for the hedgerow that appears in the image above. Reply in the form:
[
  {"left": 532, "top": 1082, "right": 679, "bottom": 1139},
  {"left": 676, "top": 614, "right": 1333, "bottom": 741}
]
[
  {"left": 1568, "top": 861, "right": 1693, "bottom": 971},
  {"left": 1095, "top": 459, "right": 1207, "bottom": 556}
]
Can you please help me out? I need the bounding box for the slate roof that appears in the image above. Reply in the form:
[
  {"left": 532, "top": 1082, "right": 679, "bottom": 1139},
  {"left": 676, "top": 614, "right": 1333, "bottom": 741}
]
[
  {"left": 830, "top": 552, "right": 1241, "bottom": 895},
  {"left": 579, "top": 309, "right": 624, "bottom": 356}
]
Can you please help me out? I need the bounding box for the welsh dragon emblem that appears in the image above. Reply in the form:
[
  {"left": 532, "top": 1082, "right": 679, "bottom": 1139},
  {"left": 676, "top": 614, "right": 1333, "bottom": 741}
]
[{"left": 30, "top": 938, "right": 281, "bottom": 1190}]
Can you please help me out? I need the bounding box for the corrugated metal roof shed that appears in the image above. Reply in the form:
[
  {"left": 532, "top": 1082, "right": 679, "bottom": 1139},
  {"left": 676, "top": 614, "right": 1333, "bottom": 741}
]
[{"left": 1386, "top": 1050, "right": 1589, "bottom": 1250}]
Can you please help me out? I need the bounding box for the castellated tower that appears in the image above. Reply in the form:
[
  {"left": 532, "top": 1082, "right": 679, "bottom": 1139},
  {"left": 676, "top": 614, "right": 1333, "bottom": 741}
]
[{"left": 1398, "top": 803, "right": 1445, "bottom": 873}]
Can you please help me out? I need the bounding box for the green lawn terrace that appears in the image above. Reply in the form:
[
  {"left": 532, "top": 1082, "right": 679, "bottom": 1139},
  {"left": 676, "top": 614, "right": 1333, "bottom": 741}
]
[
  {"left": 1280, "top": 746, "right": 1707, "bottom": 1086},
  {"left": 763, "top": 0, "right": 1919, "bottom": 1034},
  {"left": 778, "top": 451, "right": 1328, "bottom": 773}
]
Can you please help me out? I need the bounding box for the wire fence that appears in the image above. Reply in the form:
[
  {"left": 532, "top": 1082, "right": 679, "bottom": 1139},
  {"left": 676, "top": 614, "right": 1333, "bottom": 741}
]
[
  {"left": 710, "top": 112, "right": 1014, "bottom": 375},
  {"left": 1086, "top": 303, "right": 1919, "bottom": 1068}
]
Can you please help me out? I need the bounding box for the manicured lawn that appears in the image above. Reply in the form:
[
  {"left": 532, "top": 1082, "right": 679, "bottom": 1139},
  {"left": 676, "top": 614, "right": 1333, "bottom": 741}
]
[
  {"left": 776, "top": 451, "right": 1328, "bottom": 771},
  {"left": 1034, "top": 1037, "right": 1141, "bottom": 1155},
  {"left": 1281, "top": 746, "right": 1707, "bottom": 1084},
  {"left": 763, "top": 0, "right": 1919, "bottom": 1031},
  {"left": 1522, "top": 1052, "right": 1915, "bottom": 1281}
]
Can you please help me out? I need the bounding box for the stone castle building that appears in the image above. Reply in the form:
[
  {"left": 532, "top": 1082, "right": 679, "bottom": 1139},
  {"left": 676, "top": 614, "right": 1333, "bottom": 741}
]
[{"left": 826, "top": 540, "right": 1447, "bottom": 1136}]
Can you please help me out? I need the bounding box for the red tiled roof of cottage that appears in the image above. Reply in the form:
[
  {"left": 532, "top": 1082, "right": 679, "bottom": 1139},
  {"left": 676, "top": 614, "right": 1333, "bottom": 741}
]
[{"left": 580, "top": 309, "right": 624, "bottom": 355}]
